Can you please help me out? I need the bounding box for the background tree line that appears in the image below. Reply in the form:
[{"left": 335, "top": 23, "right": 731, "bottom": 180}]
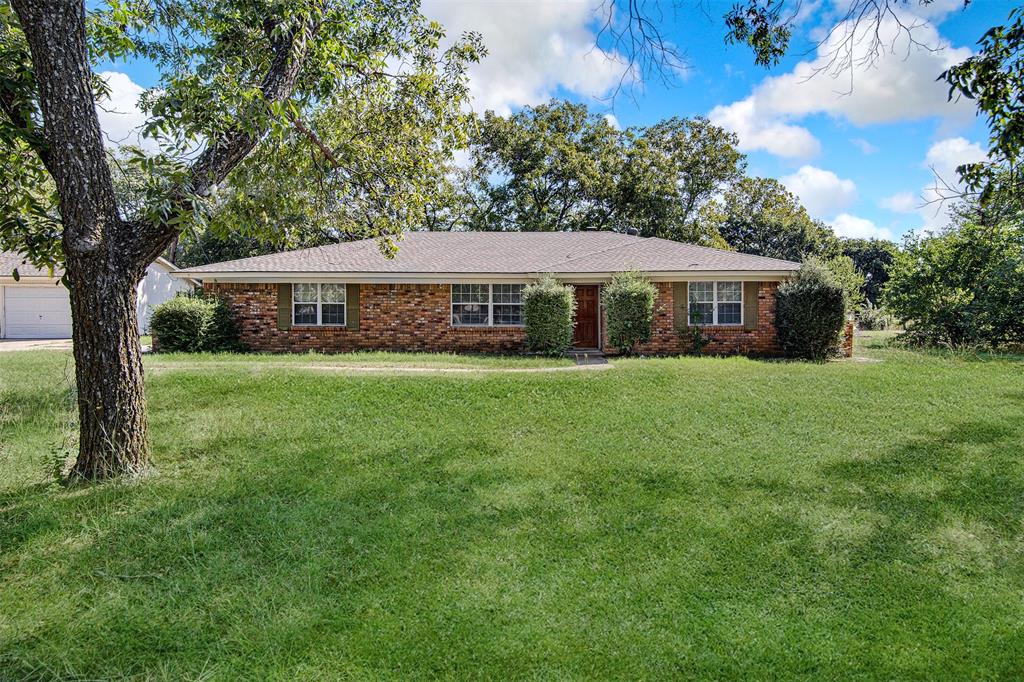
[{"left": 175, "top": 98, "right": 895, "bottom": 307}]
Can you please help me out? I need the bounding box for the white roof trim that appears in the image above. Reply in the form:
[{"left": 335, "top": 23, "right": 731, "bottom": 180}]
[{"left": 0, "top": 276, "right": 62, "bottom": 285}]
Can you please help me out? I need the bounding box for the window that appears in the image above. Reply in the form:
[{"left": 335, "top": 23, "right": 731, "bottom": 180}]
[
  {"left": 688, "top": 281, "right": 743, "bottom": 326},
  {"left": 451, "top": 284, "right": 524, "bottom": 326},
  {"left": 293, "top": 283, "right": 346, "bottom": 326}
]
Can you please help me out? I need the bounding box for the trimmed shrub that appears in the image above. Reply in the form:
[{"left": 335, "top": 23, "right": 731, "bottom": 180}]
[
  {"left": 775, "top": 258, "right": 846, "bottom": 361},
  {"left": 151, "top": 294, "right": 241, "bottom": 353},
  {"left": 203, "top": 296, "right": 244, "bottom": 352},
  {"left": 602, "top": 270, "right": 656, "bottom": 354},
  {"left": 522, "top": 275, "right": 576, "bottom": 355}
]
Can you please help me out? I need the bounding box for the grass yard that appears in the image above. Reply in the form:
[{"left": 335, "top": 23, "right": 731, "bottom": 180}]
[{"left": 1, "top": 343, "right": 1023, "bottom": 679}]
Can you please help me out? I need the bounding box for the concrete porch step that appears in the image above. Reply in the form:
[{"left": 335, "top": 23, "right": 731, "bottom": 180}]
[{"left": 565, "top": 349, "right": 608, "bottom": 365}]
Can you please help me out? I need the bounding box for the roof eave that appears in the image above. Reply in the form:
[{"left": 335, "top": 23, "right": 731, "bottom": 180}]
[{"left": 172, "top": 269, "right": 797, "bottom": 284}]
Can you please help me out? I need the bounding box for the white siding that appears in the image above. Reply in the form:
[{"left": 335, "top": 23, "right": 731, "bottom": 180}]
[{"left": 136, "top": 261, "right": 193, "bottom": 333}]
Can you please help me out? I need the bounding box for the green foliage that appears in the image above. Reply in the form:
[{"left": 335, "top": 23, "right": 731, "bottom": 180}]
[
  {"left": 453, "top": 101, "right": 742, "bottom": 246},
  {"left": 616, "top": 117, "right": 744, "bottom": 245},
  {"left": 724, "top": 0, "right": 792, "bottom": 67},
  {"left": 825, "top": 255, "right": 866, "bottom": 311},
  {"left": 151, "top": 294, "right": 241, "bottom": 353},
  {"left": 857, "top": 301, "right": 895, "bottom": 331},
  {"left": 602, "top": 271, "right": 656, "bottom": 354},
  {"left": 884, "top": 221, "right": 1024, "bottom": 348},
  {"left": 522, "top": 275, "right": 576, "bottom": 356},
  {"left": 0, "top": 0, "right": 483, "bottom": 267},
  {"left": 150, "top": 296, "right": 210, "bottom": 353},
  {"left": 942, "top": 7, "right": 1024, "bottom": 201},
  {"left": 705, "top": 177, "right": 840, "bottom": 261},
  {"left": 775, "top": 258, "right": 846, "bottom": 361},
  {"left": 841, "top": 238, "right": 897, "bottom": 305}
]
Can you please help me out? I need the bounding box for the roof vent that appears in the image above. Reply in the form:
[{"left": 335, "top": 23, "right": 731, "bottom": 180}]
[{"left": 624, "top": 227, "right": 641, "bottom": 236}]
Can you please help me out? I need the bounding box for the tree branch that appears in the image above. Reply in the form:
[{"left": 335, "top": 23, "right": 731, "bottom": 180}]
[
  {"left": 10, "top": 0, "right": 121, "bottom": 256},
  {"left": 137, "top": 7, "right": 322, "bottom": 263}
]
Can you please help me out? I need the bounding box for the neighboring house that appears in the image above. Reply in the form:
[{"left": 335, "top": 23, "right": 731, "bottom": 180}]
[
  {"left": 0, "top": 251, "right": 195, "bottom": 338},
  {"left": 174, "top": 232, "right": 803, "bottom": 356}
]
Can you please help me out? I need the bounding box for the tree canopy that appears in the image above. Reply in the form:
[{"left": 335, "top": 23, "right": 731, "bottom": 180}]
[
  {"left": 447, "top": 101, "right": 743, "bottom": 247},
  {"left": 703, "top": 177, "right": 840, "bottom": 262}
]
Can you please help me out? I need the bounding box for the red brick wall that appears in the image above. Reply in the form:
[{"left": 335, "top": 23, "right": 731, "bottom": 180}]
[
  {"left": 607, "top": 281, "right": 781, "bottom": 356},
  {"left": 206, "top": 280, "right": 782, "bottom": 356},
  {"left": 842, "top": 320, "right": 855, "bottom": 357},
  {"left": 207, "top": 282, "right": 524, "bottom": 353}
]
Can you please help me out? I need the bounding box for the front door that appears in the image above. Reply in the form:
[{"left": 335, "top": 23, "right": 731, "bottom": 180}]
[{"left": 573, "top": 285, "right": 599, "bottom": 348}]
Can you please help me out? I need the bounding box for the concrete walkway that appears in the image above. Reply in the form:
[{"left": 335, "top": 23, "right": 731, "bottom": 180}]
[{"left": 0, "top": 339, "right": 73, "bottom": 352}]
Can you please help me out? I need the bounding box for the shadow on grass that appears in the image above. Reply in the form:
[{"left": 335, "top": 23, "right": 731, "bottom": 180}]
[{"left": 2, "top": 382, "right": 1024, "bottom": 677}]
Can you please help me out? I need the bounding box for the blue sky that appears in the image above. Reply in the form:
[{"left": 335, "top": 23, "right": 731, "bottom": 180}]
[{"left": 94, "top": 0, "right": 1014, "bottom": 241}]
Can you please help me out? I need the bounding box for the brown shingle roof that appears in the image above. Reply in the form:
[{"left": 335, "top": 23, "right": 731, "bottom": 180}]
[
  {"left": 0, "top": 251, "right": 61, "bottom": 278},
  {"left": 177, "top": 232, "right": 799, "bottom": 277}
]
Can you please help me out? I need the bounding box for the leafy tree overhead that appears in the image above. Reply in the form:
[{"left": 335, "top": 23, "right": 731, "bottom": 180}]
[
  {"left": 616, "top": 117, "right": 744, "bottom": 244},
  {"left": 942, "top": 6, "right": 1024, "bottom": 202},
  {"left": 705, "top": 177, "right": 840, "bottom": 262},
  {"left": 840, "top": 238, "right": 897, "bottom": 305},
  {"left": 453, "top": 100, "right": 743, "bottom": 246},
  {"left": 0, "top": 0, "right": 481, "bottom": 479},
  {"left": 460, "top": 101, "right": 622, "bottom": 233}
]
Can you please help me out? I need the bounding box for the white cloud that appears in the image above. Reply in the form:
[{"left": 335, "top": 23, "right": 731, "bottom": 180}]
[
  {"left": 708, "top": 97, "right": 820, "bottom": 159},
  {"left": 880, "top": 191, "right": 918, "bottom": 213},
  {"left": 915, "top": 0, "right": 970, "bottom": 21},
  {"left": 918, "top": 136, "right": 989, "bottom": 229},
  {"left": 830, "top": 213, "right": 894, "bottom": 241},
  {"left": 423, "top": 0, "right": 626, "bottom": 115},
  {"left": 923, "top": 136, "right": 987, "bottom": 181},
  {"left": 781, "top": 165, "right": 857, "bottom": 219},
  {"left": 851, "top": 138, "right": 878, "bottom": 154},
  {"left": 95, "top": 71, "right": 155, "bottom": 151},
  {"left": 603, "top": 113, "right": 621, "bottom": 130},
  {"left": 709, "top": 10, "right": 973, "bottom": 159},
  {"left": 757, "top": 17, "right": 973, "bottom": 126}
]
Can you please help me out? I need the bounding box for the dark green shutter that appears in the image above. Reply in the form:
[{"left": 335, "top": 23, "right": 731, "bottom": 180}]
[
  {"left": 277, "top": 284, "right": 292, "bottom": 330},
  {"left": 743, "top": 281, "right": 759, "bottom": 330},
  {"left": 673, "top": 281, "right": 689, "bottom": 331},
  {"left": 346, "top": 283, "right": 360, "bottom": 331}
]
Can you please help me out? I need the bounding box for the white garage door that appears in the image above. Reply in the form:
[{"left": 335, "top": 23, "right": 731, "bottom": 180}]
[{"left": 3, "top": 286, "right": 73, "bottom": 338}]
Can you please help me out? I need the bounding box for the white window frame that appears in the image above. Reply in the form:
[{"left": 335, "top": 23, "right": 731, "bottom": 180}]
[
  {"left": 292, "top": 283, "right": 347, "bottom": 327},
  {"left": 688, "top": 281, "right": 744, "bottom": 327},
  {"left": 450, "top": 284, "right": 525, "bottom": 328}
]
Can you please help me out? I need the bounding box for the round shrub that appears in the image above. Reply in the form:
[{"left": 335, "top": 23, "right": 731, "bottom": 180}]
[
  {"left": 151, "top": 294, "right": 241, "bottom": 353},
  {"left": 202, "top": 296, "right": 243, "bottom": 352},
  {"left": 602, "top": 270, "right": 656, "bottom": 354},
  {"left": 150, "top": 296, "right": 211, "bottom": 352},
  {"left": 522, "top": 275, "right": 576, "bottom": 355},
  {"left": 775, "top": 258, "right": 846, "bottom": 361}
]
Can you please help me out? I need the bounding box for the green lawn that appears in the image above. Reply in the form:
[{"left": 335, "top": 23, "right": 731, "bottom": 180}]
[{"left": 1, "top": 345, "right": 1023, "bottom": 679}]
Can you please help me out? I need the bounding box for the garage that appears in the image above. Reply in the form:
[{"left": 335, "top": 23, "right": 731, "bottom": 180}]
[{"left": 1, "top": 285, "right": 73, "bottom": 339}]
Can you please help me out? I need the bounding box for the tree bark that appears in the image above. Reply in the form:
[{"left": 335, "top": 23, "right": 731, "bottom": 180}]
[
  {"left": 65, "top": 255, "right": 150, "bottom": 478},
  {"left": 9, "top": 0, "right": 316, "bottom": 479}
]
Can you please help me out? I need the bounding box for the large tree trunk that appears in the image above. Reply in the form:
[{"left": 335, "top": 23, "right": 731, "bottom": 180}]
[
  {"left": 9, "top": 0, "right": 315, "bottom": 479},
  {"left": 65, "top": 253, "right": 149, "bottom": 478}
]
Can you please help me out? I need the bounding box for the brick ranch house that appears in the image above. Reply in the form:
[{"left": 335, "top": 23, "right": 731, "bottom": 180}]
[{"left": 173, "top": 231, "right": 824, "bottom": 356}]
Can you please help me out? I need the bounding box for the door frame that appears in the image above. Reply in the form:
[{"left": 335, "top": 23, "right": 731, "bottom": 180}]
[{"left": 571, "top": 283, "right": 602, "bottom": 350}]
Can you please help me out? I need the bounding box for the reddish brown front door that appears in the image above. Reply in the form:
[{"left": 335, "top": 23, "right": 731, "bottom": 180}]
[{"left": 573, "top": 285, "right": 599, "bottom": 348}]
